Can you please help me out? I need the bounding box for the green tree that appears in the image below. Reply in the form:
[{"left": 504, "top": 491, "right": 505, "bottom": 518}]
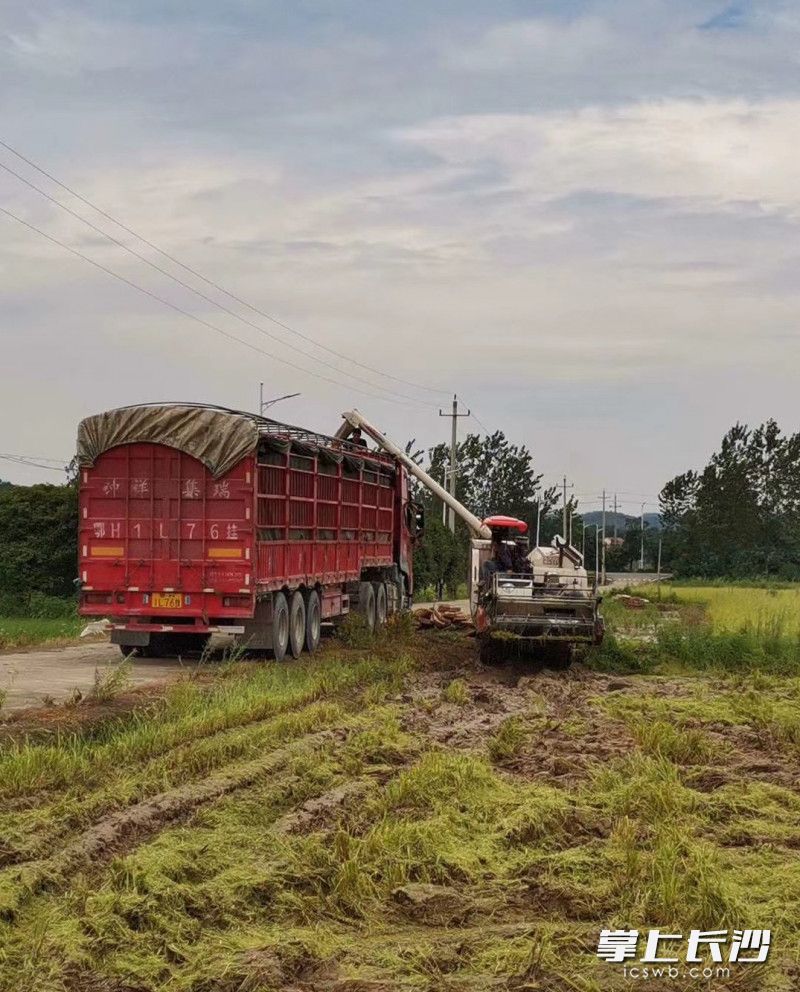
[
  {"left": 412, "top": 430, "right": 557, "bottom": 594},
  {"left": 0, "top": 483, "right": 78, "bottom": 603},
  {"left": 659, "top": 419, "right": 800, "bottom": 578}
]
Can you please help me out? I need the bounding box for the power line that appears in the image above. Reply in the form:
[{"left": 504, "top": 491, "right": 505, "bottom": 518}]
[
  {"left": 0, "top": 157, "right": 437, "bottom": 409},
  {"left": 468, "top": 410, "right": 490, "bottom": 434},
  {"left": 0, "top": 138, "right": 449, "bottom": 398},
  {"left": 0, "top": 453, "right": 67, "bottom": 472},
  {"left": 0, "top": 204, "right": 436, "bottom": 410}
]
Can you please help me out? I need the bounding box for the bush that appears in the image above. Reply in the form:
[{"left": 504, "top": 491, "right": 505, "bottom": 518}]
[{"left": 0, "top": 592, "right": 77, "bottom": 618}]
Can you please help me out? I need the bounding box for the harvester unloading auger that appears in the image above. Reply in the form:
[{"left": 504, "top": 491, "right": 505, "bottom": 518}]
[{"left": 338, "top": 411, "right": 605, "bottom": 664}]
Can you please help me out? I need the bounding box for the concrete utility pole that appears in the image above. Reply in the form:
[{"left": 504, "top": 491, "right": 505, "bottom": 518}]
[
  {"left": 587, "top": 524, "right": 602, "bottom": 588},
  {"left": 613, "top": 493, "right": 618, "bottom": 540},
  {"left": 535, "top": 500, "right": 542, "bottom": 549},
  {"left": 561, "top": 477, "right": 574, "bottom": 539},
  {"left": 439, "top": 395, "right": 470, "bottom": 533},
  {"left": 640, "top": 501, "right": 647, "bottom": 571},
  {"left": 601, "top": 489, "right": 607, "bottom": 586}
]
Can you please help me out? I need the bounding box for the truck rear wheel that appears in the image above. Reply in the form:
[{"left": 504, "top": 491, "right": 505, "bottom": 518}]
[
  {"left": 357, "top": 581, "right": 376, "bottom": 632},
  {"left": 272, "top": 592, "right": 289, "bottom": 661},
  {"left": 373, "top": 582, "right": 387, "bottom": 627},
  {"left": 305, "top": 590, "right": 321, "bottom": 653},
  {"left": 288, "top": 591, "right": 306, "bottom": 659}
]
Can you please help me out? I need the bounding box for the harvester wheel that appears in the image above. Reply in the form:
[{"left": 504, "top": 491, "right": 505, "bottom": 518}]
[
  {"left": 305, "top": 589, "right": 321, "bottom": 653},
  {"left": 288, "top": 591, "right": 306, "bottom": 659},
  {"left": 271, "top": 592, "right": 289, "bottom": 661},
  {"left": 356, "top": 581, "right": 376, "bottom": 632},
  {"left": 373, "top": 582, "right": 387, "bottom": 627},
  {"left": 543, "top": 642, "right": 573, "bottom": 669},
  {"left": 479, "top": 636, "right": 501, "bottom": 665}
]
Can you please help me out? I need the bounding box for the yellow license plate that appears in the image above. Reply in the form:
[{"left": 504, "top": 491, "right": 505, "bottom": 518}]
[{"left": 152, "top": 593, "right": 183, "bottom": 609}]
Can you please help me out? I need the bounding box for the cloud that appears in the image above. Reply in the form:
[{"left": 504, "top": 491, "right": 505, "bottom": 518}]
[
  {"left": 398, "top": 99, "right": 800, "bottom": 216},
  {"left": 2, "top": 2, "right": 800, "bottom": 495}
]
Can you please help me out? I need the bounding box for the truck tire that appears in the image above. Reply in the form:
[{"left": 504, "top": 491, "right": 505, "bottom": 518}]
[
  {"left": 288, "top": 590, "right": 306, "bottom": 659},
  {"left": 357, "top": 581, "right": 376, "bottom": 632},
  {"left": 119, "top": 644, "right": 150, "bottom": 659},
  {"left": 272, "top": 592, "right": 289, "bottom": 661},
  {"left": 305, "top": 589, "right": 321, "bottom": 653},
  {"left": 373, "top": 582, "right": 387, "bottom": 627}
]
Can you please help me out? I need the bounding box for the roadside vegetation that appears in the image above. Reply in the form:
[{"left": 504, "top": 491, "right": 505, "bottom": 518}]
[
  {"left": 591, "top": 582, "right": 800, "bottom": 677},
  {"left": 1, "top": 586, "right": 799, "bottom": 990},
  {"left": 0, "top": 615, "right": 83, "bottom": 651}
]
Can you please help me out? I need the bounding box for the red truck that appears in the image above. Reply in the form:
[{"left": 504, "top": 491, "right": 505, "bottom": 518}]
[{"left": 77, "top": 403, "right": 423, "bottom": 658}]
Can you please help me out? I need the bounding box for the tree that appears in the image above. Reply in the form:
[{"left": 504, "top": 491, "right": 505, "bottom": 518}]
[
  {"left": 0, "top": 482, "right": 78, "bottom": 603},
  {"left": 658, "top": 419, "right": 800, "bottom": 578},
  {"left": 411, "top": 430, "right": 557, "bottom": 595}
]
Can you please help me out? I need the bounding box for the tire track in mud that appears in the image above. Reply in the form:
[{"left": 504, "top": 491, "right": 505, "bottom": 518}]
[
  {"left": 0, "top": 727, "right": 341, "bottom": 919},
  {"left": 0, "top": 699, "right": 347, "bottom": 870}
]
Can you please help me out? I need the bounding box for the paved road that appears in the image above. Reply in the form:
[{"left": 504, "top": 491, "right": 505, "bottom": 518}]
[{"left": 0, "top": 641, "right": 205, "bottom": 713}]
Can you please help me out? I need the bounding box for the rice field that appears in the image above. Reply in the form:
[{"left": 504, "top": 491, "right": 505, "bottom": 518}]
[
  {"left": 1, "top": 617, "right": 799, "bottom": 989},
  {"left": 664, "top": 584, "right": 800, "bottom": 635}
]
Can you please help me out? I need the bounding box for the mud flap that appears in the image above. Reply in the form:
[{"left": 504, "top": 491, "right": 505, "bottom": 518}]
[{"left": 111, "top": 629, "right": 150, "bottom": 647}]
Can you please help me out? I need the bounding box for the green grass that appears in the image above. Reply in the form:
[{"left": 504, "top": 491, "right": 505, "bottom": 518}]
[
  {"left": 2, "top": 622, "right": 800, "bottom": 990},
  {"left": 0, "top": 616, "right": 84, "bottom": 650}
]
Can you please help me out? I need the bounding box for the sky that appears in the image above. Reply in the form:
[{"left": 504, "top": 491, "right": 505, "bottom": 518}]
[{"left": 1, "top": 0, "right": 799, "bottom": 516}]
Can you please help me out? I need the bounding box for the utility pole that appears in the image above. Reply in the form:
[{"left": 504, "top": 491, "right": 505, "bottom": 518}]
[
  {"left": 561, "top": 477, "right": 574, "bottom": 539},
  {"left": 640, "top": 501, "right": 646, "bottom": 571},
  {"left": 439, "top": 395, "right": 470, "bottom": 533},
  {"left": 535, "top": 500, "right": 542, "bottom": 549},
  {"left": 613, "top": 493, "right": 618, "bottom": 540},
  {"left": 601, "top": 489, "right": 607, "bottom": 586}
]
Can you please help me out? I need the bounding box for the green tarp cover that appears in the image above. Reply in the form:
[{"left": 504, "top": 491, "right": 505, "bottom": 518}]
[{"left": 77, "top": 405, "right": 260, "bottom": 479}]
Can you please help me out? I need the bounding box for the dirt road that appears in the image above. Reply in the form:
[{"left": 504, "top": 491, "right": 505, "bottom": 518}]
[
  {"left": 1, "top": 575, "right": 668, "bottom": 712},
  {"left": 0, "top": 641, "right": 205, "bottom": 712}
]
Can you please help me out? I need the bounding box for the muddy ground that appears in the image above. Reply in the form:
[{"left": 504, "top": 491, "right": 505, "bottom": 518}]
[{"left": 0, "top": 626, "right": 798, "bottom": 991}]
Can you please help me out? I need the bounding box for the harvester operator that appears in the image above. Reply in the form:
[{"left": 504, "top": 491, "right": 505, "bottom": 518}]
[{"left": 482, "top": 536, "right": 514, "bottom": 586}]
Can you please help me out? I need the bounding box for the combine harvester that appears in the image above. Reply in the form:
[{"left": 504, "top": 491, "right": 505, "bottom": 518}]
[
  {"left": 339, "top": 411, "right": 605, "bottom": 665},
  {"left": 76, "top": 402, "right": 601, "bottom": 664}
]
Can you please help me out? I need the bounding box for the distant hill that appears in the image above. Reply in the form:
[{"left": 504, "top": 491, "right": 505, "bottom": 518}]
[{"left": 581, "top": 510, "right": 662, "bottom": 531}]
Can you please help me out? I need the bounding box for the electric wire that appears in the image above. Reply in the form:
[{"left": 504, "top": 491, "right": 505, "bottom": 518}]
[
  {"left": 0, "top": 138, "right": 449, "bottom": 397},
  {"left": 0, "top": 204, "right": 437, "bottom": 409},
  {"left": 0, "top": 453, "right": 67, "bottom": 472},
  {"left": 0, "top": 158, "right": 437, "bottom": 408}
]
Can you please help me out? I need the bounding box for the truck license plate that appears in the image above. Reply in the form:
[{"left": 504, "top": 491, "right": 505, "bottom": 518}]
[{"left": 152, "top": 593, "right": 183, "bottom": 609}]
